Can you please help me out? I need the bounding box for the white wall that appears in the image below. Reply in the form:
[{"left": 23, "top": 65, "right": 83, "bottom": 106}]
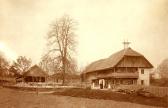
[{"left": 137, "top": 68, "right": 152, "bottom": 86}]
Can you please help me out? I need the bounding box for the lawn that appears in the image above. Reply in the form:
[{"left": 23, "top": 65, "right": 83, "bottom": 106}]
[
  {"left": 52, "top": 88, "right": 167, "bottom": 107},
  {"left": 0, "top": 87, "right": 165, "bottom": 108},
  {"left": 0, "top": 88, "right": 165, "bottom": 108}
]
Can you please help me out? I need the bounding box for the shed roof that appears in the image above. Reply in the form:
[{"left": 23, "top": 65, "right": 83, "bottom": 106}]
[
  {"left": 84, "top": 47, "right": 153, "bottom": 73},
  {"left": 23, "top": 65, "right": 48, "bottom": 77}
]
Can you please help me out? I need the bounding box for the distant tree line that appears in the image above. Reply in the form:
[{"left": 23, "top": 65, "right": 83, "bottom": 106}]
[
  {"left": 0, "top": 54, "right": 32, "bottom": 77},
  {"left": 0, "top": 51, "right": 9, "bottom": 76}
]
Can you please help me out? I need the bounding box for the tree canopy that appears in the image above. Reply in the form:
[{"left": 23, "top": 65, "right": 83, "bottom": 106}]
[
  {"left": 157, "top": 58, "right": 168, "bottom": 78},
  {"left": 0, "top": 52, "right": 9, "bottom": 76},
  {"left": 11, "top": 56, "right": 32, "bottom": 75}
]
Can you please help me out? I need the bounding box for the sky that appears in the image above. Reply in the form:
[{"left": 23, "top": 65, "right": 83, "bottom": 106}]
[{"left": 0, "top": 0, "right": 168, "bottom": 69}]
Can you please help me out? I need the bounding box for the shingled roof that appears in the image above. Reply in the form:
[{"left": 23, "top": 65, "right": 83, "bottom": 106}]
[
  {"left": 84, "top": 47, "right": 153, "bottom": 73},
  {"left": 23, "top": 65, "right": 48, "bottom": 77}
]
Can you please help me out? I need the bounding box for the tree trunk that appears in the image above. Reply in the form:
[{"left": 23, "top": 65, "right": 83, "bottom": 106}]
[{"left": 62, "top": 56, "right": 66, "bottom": 85}]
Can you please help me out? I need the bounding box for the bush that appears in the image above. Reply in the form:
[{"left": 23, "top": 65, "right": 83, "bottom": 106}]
[
  {"left": 85, "top": 86, "right": 91, "bottom": 90},
  {"left": 151, "top": 78, "right": 168, "bottom": 87},
  {"left": 136, "top": 88, "right": 155, "bottom": 98}
]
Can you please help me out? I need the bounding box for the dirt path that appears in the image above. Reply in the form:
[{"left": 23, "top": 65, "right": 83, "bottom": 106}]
[{"left": 0, "top": 88, "right": 163, "bottom": 108}]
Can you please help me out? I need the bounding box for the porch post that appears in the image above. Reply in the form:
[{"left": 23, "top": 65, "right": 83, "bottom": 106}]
[
  {"left": 92, "top": 80, "right": 95, "bottom": 89},
  {"left": 108, "top": 79, "right": 111, "bottom": 89},
  {"left": 103, "top": 79, "right": 105, "bottom": 89}
]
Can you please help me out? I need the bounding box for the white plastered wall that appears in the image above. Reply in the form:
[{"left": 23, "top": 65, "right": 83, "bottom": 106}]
[{"left": 137, "top": 68, "right": 152, "bottom": 86}]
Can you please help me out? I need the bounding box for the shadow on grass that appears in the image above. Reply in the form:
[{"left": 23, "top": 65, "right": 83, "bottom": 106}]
[{"left": 52, "top": 88, "right": 168, "bottom": 107}]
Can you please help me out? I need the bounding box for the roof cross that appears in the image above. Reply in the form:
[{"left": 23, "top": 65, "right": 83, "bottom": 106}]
[{"left": 123, "top": 40, "right": 131, "bottom": 49}]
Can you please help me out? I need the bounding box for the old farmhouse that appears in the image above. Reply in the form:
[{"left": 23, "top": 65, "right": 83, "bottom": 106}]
[{"left": 82, "top": 44, "right": 153, "bottom": 89}]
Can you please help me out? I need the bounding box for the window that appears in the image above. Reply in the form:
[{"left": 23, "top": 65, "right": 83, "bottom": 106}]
[
  {"left": 141, "top": 80, "right": 144, "bottom": 85},
  {"left": 141, "top": 69, "right": 144, "bottom": 74}
]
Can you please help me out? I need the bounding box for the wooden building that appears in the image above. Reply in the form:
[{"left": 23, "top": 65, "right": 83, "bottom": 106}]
[
  {"left": 82, "top": 46, "right": 153, "bottom": 89},
  {"left": 23, "top": 65, "right": 48, "bottom": 82}
]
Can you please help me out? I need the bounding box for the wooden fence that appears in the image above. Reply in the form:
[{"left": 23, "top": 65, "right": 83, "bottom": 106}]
[{"left": 118, "top": 85, "right": 168, "bottom": 97}]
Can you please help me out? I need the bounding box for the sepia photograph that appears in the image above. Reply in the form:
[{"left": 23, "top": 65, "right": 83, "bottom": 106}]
[{"left": 0, "top": 0, "right": 168, "bottom": 108}]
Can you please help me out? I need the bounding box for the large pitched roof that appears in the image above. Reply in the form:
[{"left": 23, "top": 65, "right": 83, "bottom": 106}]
[
  {"left": 84, "top": 47, "right": 153, "bottom": 73},
  {"left": 23, "top": 65, "right": 48, "bottom": 77}
]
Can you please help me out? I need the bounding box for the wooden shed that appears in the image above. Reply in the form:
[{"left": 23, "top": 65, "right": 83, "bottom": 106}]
[{"left": 23, "top": 65, "right": 48, "bottom": 82}]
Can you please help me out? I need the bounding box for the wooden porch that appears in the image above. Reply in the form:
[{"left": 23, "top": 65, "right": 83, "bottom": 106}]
[{"left": 92, "top": 78, "right": 138, "bottom": 89}]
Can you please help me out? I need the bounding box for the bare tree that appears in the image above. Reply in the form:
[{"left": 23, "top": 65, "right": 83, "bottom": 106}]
[
  {"left": 12, "top": 56, "right": 32, "bottom": 75},
  {"left": 47, "top": 15, "right": 77, "bottom": 84},
  {"left": 39, "top": 54, "right": 62, "bottom": 75}
]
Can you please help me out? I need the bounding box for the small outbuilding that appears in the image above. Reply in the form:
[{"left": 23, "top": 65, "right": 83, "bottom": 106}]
[{"left": 23, "top": 65, "right": 48, "bottom": 82}]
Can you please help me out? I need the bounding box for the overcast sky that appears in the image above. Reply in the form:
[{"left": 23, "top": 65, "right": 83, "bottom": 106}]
[{"left": 0, "top": 0, "right": 168, "bottom": 69}]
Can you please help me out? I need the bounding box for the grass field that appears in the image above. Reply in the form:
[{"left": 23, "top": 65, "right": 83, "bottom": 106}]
[
  {"left": 0, "top": 87, "right": 166, "bottom": 108},
  {"left": 52, "top": 88, "right": 168, "bottom": 107}
]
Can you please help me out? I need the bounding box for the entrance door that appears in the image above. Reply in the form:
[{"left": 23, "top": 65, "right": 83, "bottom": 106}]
[
  {"left": 99, "top": 79, "right": 104, "bottom": 89},
  {"left": 141, "top": 80, "right": 144, "bottom": 85}
]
